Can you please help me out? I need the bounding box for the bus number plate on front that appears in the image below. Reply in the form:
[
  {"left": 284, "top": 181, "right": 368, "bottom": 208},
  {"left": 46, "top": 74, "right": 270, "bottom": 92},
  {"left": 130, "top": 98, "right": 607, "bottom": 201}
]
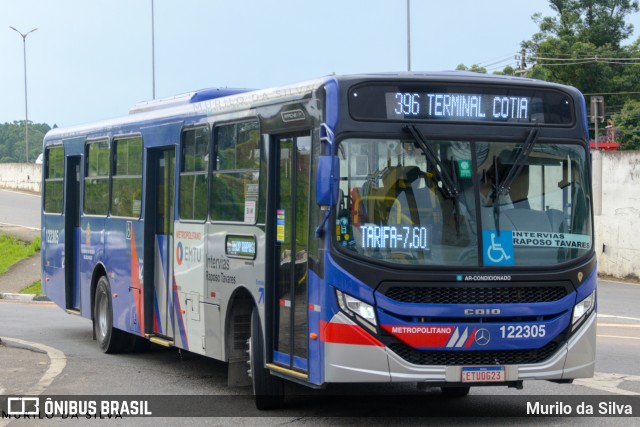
[{"left": 461, "top": 366, "right": 505, "bottom": 383}]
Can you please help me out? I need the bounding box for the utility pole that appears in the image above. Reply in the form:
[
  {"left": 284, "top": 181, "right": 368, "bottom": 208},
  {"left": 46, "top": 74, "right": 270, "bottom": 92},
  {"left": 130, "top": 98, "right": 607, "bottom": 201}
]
[
  {"left": 151, "top": 0, "right": 156, "bottom": 99},
  {"left": 591, "top": 96, "right": 605, "bottom": 150},
  {"left": 10, "top": 26, "right": 37, "bottom": 163},
  {"left": 519, "top": 48, "right": 526, "bottom": 74}
]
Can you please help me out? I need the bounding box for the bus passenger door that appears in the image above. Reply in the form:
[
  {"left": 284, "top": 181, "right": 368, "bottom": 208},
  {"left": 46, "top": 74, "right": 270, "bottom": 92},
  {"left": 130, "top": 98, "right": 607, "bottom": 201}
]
[
  {"left": 150, "top": 148, "right": 176, "bottom": 341},
  {"left": 271, "top": 134, "right": 311, "bottom": 375},
  {"left": 64, "top": 155, "right": 81, "bottom": 312}
]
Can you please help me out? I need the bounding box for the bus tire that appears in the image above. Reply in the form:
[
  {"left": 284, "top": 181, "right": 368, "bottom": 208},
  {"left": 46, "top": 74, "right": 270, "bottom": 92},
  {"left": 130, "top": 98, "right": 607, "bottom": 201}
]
[
  {"left": 441, "top": 386, "right": 470, "bottom": 397},
  {"left": 249, "top": 306, "right": 284, "bottom": 409},
  {"left": 94, "top": 276, "right": 125, "bottom": 354}
]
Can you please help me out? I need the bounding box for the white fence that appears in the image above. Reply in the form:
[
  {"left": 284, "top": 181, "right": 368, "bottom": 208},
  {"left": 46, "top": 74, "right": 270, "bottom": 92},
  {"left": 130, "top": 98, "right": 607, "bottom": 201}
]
[
  {"left": 1, "top": 153, "right": 639, "bottom": 281},
  {"left": 593, "top": 151, "right": 640, "bottom": 281},
  {"left": 0, "top": 163, "right": 41, "bottom": 193}
]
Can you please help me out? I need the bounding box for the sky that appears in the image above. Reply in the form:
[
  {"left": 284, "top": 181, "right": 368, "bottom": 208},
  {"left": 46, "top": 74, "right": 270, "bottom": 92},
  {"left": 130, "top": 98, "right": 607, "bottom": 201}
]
[{"left": 1, "top": 0, "right": 638, "bottom": 128}]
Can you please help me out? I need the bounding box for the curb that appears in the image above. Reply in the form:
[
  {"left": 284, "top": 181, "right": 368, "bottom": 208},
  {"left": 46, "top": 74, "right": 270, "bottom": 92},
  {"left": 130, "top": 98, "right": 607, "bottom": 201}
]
[{"left": 0, "top": 292, "right": 50, "bottom": 302}]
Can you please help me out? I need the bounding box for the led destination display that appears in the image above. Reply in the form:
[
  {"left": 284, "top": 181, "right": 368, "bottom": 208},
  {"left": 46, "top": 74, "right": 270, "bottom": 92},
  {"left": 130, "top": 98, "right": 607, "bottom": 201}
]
[
  {"left": 349, "top": 84, "right": 574, "bottom": 124},
  {"left": 360, "top": 225, "right": 430, "bottom": 251},
  {"left": 388, "top": 92, "right": 531, "bottom": 121}
]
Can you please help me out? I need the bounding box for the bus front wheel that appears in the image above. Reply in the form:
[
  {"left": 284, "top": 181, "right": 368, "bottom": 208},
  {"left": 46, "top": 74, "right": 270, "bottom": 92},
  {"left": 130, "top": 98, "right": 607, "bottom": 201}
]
[
  {"left": 94, "top": 276, "right": 126, "bottom": 354},
  {"left": 248, "top": 306, "right": 284, "bottom": 409}
]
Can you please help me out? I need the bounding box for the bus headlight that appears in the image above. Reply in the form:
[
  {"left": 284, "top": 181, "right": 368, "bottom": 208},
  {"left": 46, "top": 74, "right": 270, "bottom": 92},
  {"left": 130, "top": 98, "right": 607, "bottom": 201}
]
[
  {"left": 336, "top": 289, "right": 377, "bottom": 328},
  {"left": 572, "top": 290, "right": 596, "bottom": 331}
]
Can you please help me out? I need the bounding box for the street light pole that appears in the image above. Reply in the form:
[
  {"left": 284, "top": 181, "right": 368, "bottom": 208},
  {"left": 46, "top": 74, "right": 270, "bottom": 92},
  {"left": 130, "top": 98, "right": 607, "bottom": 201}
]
[
  {"left": 151, "top": 0, "right": 156, "bottom": 99},
  {"left": 10, "top": 26, "right": 38, "bottom": 163}
]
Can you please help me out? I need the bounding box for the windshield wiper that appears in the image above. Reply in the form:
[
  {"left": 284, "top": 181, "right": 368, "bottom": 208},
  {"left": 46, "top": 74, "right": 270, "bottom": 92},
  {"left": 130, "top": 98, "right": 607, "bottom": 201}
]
[
  {"left": 404, "top": 125, "right": 459, "bottom": 199},
  {"left": 404, "top": 125, "right": 461, "bottom": 237},
  {"left": 491, "top": 126, "right": 539, "bottom": 234}
]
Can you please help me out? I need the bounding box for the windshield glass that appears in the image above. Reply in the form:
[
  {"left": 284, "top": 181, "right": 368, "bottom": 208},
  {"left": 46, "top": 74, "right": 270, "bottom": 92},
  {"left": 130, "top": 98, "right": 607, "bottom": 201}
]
[{"left": 336, "top": 138, "right": 592, "bottom": 267}]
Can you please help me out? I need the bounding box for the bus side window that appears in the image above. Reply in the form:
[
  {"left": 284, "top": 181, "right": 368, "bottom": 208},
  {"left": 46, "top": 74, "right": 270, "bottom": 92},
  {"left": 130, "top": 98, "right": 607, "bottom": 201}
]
[
  {"left": 111, "top": 136, "right": 143, "bottom": 218},
  {"left": 211, "top": 120, "right": 260, "bottom": 223},
  {"left": 179, "top": 127, "right": 209, "bottom": 221},
  {"left": 44, "top": 146, "right": 65, "bottom": 214},
  {"left": 84, "top": 139, "right": 110, "bottom": 216}
]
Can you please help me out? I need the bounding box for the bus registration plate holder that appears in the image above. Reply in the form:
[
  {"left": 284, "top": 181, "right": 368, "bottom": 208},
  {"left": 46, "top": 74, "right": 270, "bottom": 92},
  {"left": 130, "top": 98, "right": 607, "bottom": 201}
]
[{"left": 461, "top": 366, "right": 505, "bottom": 383}]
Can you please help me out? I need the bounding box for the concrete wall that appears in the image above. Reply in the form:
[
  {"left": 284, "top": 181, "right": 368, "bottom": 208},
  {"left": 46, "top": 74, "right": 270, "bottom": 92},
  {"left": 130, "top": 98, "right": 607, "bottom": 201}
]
[
  {"left": 2, "top": 153, "right": 640, "bottom": 280},
  {"left": 0, "top": 163, "right": 41, "bottom": 193},
  {"left": 593, "top": 151, "right": 640, "bottom": 282}
]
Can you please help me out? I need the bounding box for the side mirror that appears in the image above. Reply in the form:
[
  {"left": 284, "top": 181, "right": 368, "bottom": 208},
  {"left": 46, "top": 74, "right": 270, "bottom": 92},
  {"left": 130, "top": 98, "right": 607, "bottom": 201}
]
[{"left": 316, "top": 155, "right": 339, "bottom": 206}]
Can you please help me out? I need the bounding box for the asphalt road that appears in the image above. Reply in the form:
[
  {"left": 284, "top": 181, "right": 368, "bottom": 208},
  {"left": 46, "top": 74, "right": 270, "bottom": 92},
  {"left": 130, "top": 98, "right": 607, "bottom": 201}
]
[
  {"left": 0, "top": 189, "right": 638, "bottom": 423},
  {"left": 0, "top": 279, "right": 638, "bottom": 425},
  {"left": 0, "top": 189, "right": 40, "bottom": 230}
]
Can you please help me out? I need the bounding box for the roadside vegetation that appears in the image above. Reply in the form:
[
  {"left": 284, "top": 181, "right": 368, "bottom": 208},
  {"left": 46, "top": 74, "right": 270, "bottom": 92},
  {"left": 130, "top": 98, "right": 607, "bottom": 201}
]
[
  {"left": 20, "top": 281, "right": 42, "bottom": 296},
  {"left": 0, "top": 233, "right": 40, "bottom": 275}
]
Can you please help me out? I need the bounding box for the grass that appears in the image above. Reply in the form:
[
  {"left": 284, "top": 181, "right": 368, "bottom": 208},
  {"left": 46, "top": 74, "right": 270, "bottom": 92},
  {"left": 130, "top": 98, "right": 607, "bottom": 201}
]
[
  {"left": 0, "top": 234, "right": 40, "bottom": 275},
  {"left": 20, "top": 280, "right": 42, "bottom": 295}
]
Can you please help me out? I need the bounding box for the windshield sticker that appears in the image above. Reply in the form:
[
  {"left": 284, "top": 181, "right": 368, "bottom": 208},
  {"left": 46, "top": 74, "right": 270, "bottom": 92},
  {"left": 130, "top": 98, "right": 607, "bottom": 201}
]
[
  {"left": 276, "top": 210, "right": 285, "bottom": 243},
  {"left": 483, "top": 230, "right": 514, "bottom": 266},
  {"left": 482, "top": 230, "right": 591, "bottom": 264},
  {"left": 512, "top": 231, "right": 591, "bottom": 249},
  {"left": 457, "top": 160, "right": 472, "bottom": 178},
  {"left": 244, "top": 201, "right": 256, "bottom": 224}
]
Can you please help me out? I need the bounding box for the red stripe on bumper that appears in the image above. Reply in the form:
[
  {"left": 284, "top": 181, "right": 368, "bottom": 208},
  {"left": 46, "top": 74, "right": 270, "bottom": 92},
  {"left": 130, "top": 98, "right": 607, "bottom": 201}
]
[{"left": 320, "top": 321, "right": 384, "bottom": 347}]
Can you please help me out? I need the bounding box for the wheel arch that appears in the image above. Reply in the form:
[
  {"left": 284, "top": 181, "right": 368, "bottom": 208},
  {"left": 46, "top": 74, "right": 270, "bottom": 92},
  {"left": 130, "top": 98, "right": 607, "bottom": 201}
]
[
  {"left": 90, "top": 262, "right": 108, "bottom": 322},
  {"left": 224, "top": 286, "right": 257, "bottom": 363}
]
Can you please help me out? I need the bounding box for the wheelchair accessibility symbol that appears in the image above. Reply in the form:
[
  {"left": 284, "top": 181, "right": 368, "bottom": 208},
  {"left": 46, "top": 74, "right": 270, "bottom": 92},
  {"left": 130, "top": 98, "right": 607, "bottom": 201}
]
[{"left": 482, "top": 230, "right": 514, "bottom": 266}]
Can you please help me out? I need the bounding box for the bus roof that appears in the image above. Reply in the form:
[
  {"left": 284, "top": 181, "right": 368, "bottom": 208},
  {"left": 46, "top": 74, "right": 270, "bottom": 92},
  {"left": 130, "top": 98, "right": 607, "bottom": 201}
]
[{"left": 43, "top": 72, "right": 580, "bottom": 144}]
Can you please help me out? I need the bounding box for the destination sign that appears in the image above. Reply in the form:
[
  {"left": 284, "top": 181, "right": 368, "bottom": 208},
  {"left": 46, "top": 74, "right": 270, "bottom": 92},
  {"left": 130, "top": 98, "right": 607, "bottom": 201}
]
[
  {"left": 387, "top": 92, "right": 531, "bottom": 121},
  {"left": 349, "top": 84, "right": 574, "bottom": 125},
  {"left": 360, "top": 224, "right": 430, "bottom": 251},
  {"left": 226, "top": 235, "right": 257, "bottom": 259}
]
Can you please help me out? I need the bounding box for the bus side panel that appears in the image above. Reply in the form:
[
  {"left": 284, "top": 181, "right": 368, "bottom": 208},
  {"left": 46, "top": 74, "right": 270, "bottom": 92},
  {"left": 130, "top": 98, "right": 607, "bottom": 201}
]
[
  {"left": 78, "top": 217, "right": 106, "bottom": 319},
  {"left": 205, "top": 224, "right": 265, "bottom": 362},
  {"left": 104, "top": 218, "right": 145, "bottom": 336},
  {"left": 173, "top": 222, "right": 207, "bottom": 356},
  {"left": 307, "top": 269, "right": 324, "bottom": 385},
  {"left": 42, "top": 216, "right": 65, "bottom": 307}
]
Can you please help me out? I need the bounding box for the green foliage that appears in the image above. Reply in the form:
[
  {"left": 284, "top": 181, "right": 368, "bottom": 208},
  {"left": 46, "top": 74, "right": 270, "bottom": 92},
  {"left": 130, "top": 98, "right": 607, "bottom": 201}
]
[
  {"left": 0, "top": 234, "right": 39, "bottom": 275},
  {"left": 0, "top": 121, "right": 52, "bottom": 162},
  {"left": 20, "top": 281, "right": 42, "bottom": 296},
  {"left": 493, "top": 65, "right": 517, "bottom": 76},
  {"left": 31, "top": 236, "right": 41, "bottom": 252},
  {"left": 455, "top": 64, "right": 488, "bottom": 74},
  {"left": 613, "top": 100, "right": 640, "bottom": 150},
  {"left": 522, "top": 0, "right": 640, "bottom": 149}
]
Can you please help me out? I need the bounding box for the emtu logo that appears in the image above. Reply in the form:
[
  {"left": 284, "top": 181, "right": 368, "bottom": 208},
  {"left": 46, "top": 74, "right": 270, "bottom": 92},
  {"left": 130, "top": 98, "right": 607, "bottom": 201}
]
[{"left": 176, "top": 242, "right": 183, "bottom": 266}]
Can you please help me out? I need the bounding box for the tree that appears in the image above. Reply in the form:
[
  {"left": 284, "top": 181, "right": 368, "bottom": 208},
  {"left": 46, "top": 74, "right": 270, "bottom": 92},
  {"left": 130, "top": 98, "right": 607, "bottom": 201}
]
[
  {"left": 0, "top": 121, "right": 52, "bottom": 163},
  {"left": 523, "top": 0, "right": 640, "bottom": 149},
  {"left": 493, "top": 65, "right": 517, "bottom": 76},
  {"left": 613, "top": 100, "right": 640, "bottom": 150},
  {"left": 455, "top": 64, "right": 488, "bottom": 74}
]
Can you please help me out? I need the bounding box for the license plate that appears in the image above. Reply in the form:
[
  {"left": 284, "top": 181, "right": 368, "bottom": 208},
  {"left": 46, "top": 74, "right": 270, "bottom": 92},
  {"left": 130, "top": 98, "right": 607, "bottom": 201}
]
[{"left": 461, "top": 366, "right": 505, "bottom": 383}]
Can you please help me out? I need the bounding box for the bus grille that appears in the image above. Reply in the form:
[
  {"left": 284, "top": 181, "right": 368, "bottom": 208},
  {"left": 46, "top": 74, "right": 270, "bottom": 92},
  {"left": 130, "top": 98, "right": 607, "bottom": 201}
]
[
  {"left": 388, "top": 342, "right": 559, "bottom": 366},
  {"left": 384, "top": 286, "right": 567, "bottom": 304}
]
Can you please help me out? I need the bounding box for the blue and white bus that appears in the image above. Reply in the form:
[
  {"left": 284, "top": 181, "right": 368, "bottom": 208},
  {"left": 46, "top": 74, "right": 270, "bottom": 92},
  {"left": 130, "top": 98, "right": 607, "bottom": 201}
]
[{"left": 41, "top": 72, "right": 596, "bottom": 408}]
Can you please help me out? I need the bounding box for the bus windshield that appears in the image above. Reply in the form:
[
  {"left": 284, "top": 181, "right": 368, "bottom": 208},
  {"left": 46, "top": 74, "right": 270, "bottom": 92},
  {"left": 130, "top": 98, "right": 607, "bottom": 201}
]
[{"left": 336, "top": 137, "right": 592, "bottom": 267}]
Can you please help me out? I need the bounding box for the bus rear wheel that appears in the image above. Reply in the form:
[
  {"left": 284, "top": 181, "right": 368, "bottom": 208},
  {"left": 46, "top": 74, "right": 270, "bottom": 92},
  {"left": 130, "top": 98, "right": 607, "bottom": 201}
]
[
  {"left": 94, "top": 276, "right": 126, "bottom": 354},
  {"left": 248, "top": 306, "right": 284, "bottom": 409}
]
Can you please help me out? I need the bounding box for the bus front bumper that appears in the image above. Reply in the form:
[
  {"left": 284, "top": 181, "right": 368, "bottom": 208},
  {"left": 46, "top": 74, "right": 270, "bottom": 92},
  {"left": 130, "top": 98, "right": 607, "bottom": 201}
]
[{"left": 323, "top": 311, "right": 596, "bottom": 384}]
